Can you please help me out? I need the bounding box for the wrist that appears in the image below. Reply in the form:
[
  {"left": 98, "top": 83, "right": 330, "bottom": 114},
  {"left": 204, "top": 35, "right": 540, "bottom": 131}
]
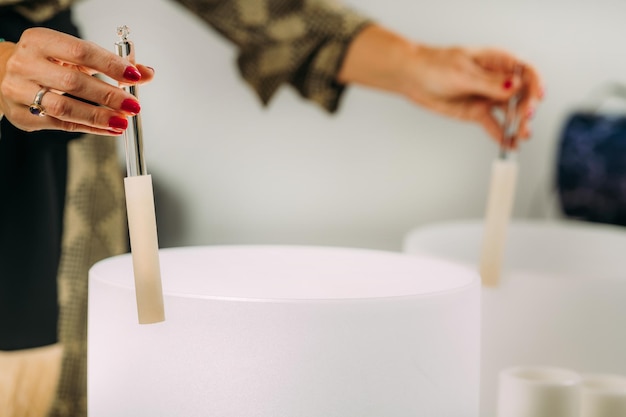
[{"left": 0, "top": 40, "right": 16, "bottom": 119}]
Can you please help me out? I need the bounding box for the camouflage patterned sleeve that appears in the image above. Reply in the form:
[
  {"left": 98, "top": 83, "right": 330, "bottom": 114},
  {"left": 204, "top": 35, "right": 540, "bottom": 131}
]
[{"left": 172, "top": 0, "right": 373, "bottom": 113}]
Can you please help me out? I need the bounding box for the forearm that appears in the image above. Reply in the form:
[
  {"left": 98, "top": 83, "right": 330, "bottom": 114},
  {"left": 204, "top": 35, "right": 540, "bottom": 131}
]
[{"left": 337, "top": 25, "right": 415, "bottom": 98}]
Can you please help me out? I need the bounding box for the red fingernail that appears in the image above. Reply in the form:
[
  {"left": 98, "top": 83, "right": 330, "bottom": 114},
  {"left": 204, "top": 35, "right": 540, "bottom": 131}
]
[
  {"left": 109, "top": 116, "right": 128, "bottom": 130},
  {"left": 503, "top": 79, "right": 513, "bottom": 90},
  {"left": 121, "top": 99, "right": 141, "bottom": 114},
  {"left": 526, "top": 107, "right": 535, "bottom": 119},
  {"left": 123, "top": 66, "right": 142, "bottom": 82}
]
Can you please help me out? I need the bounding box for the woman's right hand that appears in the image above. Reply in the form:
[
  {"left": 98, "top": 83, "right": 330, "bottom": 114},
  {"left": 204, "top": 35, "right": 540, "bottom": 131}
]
[{"left": 0, "top": 27, "right": 154, "bottom": 136}]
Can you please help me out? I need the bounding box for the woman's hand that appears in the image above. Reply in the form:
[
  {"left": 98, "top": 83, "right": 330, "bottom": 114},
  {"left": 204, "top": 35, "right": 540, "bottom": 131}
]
[
  {"left": 338, "top": 25, "right": 544, "bottom": 147},
  {"left": 0, "top": 27, "right": 154, "bottom": 136},
  {"left": 405, "top": 45, "right": 543, "bottom": 147}
]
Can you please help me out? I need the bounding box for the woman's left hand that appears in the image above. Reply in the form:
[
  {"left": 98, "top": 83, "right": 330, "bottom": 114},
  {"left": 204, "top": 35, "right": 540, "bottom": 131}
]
[
  {"left": 406, "top": 45, "right": 543, "bottom": 147},
  {"left": 338, "top": 25, "right": 544, "bottom": 147}
]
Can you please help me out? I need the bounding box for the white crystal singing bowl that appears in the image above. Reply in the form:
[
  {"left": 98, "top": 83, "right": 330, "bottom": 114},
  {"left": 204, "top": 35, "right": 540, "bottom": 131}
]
[
  {"left": 403, "top": 219, "right": 626, "bottom": 417},
  {"left": 88, "top": 245, "right": 480, "bottom": 417}
]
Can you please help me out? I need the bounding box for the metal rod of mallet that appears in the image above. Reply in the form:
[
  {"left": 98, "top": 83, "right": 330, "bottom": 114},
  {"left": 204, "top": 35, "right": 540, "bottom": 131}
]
[
  {"left": 115, "top": 25, "right": 165, "bottom": 323},
  {"left": 479, "top": 68, "right": 522, "bottom": 288}
]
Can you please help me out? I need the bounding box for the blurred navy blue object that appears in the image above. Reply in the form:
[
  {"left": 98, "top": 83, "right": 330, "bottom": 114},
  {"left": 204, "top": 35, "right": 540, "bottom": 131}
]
[{"left": 557, "top": 112, "right": 626, "bottom": 226}]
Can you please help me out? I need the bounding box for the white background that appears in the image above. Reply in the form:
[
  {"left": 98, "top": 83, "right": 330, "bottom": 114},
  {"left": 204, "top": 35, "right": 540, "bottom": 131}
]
[{"left": 75, "top": 0, "right": 626, "bottom": 251}]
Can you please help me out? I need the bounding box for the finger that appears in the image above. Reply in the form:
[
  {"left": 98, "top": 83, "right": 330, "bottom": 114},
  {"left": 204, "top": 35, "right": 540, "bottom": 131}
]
[
  {"left": 20, "top": 27, "right": 142, "bottom": 84},
  {"left": 8, "top": 106, "right": 126, "bottom": 136},
  {"left": 448, "top": 97, "right": 506, "bottom": 145},
  {"left": 508, "top": 63, "right": 542, "bottom": 144},
  {"left": 23, "top": 59, "right": 141, "bottom": 115},
  {"left": 517, "top": 119, "right": 532, "bottom": 141},
  {"left": 18, "top": 86, "right": 131, "bottom": 132},
  {"left": 516, "top": 63, "right": 543, "bottom": 124},
  {"left": 476, "top": 110, "right": 505, "bottom": 145},
  {"left": 55, "top": 119, "right": 126, "bottom": 136},
  {"left": 471, "top": 48, "right": 542, "bottom": 99},
  {"left": 459, "top": 65, "right": 519, "bottom": 103},
  {"left": 134, "top": 64, "right": 155, "bottom": 85},
  {"left": 48, "top": 93, "right": 131, "bottom": 131},
  {"left": 471, "top": 48, "right": 519, "bottom": 73},
  {"left": 465, "top": 49, "right": 528, "bottom": 102},
  {"left": 521, "top": 62, "right": 544, "bottom": 100}
]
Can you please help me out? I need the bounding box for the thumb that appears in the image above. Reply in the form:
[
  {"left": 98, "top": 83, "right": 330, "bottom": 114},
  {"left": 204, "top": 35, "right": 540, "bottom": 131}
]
[{"left": 466, "top": 65, "right": 520, "bottom": 102}]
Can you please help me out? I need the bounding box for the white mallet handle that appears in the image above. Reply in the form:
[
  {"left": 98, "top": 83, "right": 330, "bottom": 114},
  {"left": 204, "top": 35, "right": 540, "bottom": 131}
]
[
  {"left": 124, "top": 175, "right": 165, "bottom": 323},
  {"left": 479, "top": 159, "right": 518, "bottom": 287}
]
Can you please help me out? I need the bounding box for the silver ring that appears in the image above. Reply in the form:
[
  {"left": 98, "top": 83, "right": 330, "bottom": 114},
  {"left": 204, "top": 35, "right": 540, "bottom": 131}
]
[{"left": 29, "top": 87, "right": 49, "bottom": 117}]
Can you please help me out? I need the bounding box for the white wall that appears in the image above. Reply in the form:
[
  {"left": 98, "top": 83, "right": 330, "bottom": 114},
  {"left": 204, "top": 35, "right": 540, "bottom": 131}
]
[{"left": 74, "top": 0, "right": 626, "bottom": 251}]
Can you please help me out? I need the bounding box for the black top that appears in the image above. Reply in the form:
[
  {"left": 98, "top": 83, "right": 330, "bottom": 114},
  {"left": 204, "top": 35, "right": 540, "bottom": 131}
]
[{"left": 0, "top": 7, "right": 81, "bottom": 350}]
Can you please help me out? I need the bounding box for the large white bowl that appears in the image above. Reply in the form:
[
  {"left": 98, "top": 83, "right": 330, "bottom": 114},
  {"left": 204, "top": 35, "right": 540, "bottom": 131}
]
[
  {"left": 88, "top": 245, "right": 480, "bottom": 417},
  {"left": 404, "top": 219, "right": 626, "bottom": 417}
]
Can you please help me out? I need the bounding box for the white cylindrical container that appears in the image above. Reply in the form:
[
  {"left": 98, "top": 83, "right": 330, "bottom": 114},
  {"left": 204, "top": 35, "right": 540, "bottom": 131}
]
[
  {"left": 580, "top": 374, "right": 626, "bottom": 417},
  {"left": 403, "top": 219, "right": 626, "bottom": 417},
  {"left": 496, "top": 366, "right": 581, "bottom": 417},
  {"left": 88, "top": 246, "right": 480, "bottom": 417}
]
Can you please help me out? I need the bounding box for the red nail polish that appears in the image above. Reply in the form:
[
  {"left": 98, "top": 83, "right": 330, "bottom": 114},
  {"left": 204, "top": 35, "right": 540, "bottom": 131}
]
[
  {"left": 121, "top": 99, "right": 141, "bottom": 114},
  {"left": 503, "top": 79, "right": 513, "bottom": 90},
  {"left": 526, "top": 107, "right": 535, "bottom": 119},
  {"left": 123, "top": 66, "right": 142, "bottom": 82},
  {"left": 109, "top": 116, "right": 128, "bottom": 130}
]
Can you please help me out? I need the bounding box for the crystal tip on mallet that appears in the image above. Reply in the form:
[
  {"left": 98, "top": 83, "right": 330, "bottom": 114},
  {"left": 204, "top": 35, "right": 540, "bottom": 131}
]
[{"left": 117, "top": 25, "right": 130, "bottom": 42}]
